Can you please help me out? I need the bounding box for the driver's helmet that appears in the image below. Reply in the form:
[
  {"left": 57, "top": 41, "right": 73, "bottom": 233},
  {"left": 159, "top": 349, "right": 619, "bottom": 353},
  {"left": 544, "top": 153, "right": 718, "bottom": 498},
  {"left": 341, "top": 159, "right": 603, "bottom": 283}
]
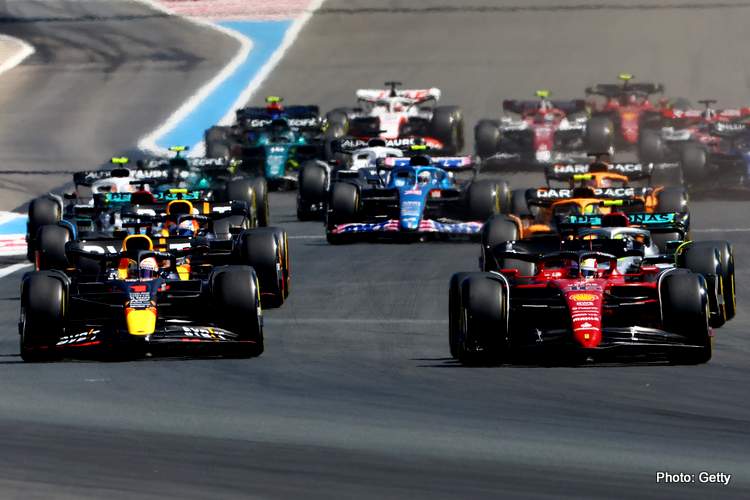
[
  {"left": 417, "top": 170, "right": 432, "bottom": 185},
  {"left": 581, "top": 258, "right": 598, "bottom": 279},
  {"left": 599, "top": 177, "right": 612, "bottom": 188},
  {"left": 176, "top": 219, "right": 199, "bottom": 237},
  {"left": 622, "top": 93, "right": 638, "bottom": 105},
  {"left": 702, "top": 107, "right": 716, "bottom": 121},
  {"left": 392, "top": 101, "right": 405, "bottom": 112},
  {"left": 139, "top": 257, "right": 159, "bottom": 281},
  {"left": 538, "top": 99, "right": 552, "bottom": 112}
]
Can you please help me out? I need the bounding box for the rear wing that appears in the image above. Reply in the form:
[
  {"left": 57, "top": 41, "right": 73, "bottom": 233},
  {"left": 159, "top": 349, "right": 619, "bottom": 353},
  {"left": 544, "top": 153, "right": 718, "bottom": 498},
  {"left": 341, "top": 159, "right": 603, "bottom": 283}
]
[
  {"left": 332, "top": 137, "right": 430, "bottom": 153},
  {"left": 585, "top": 82, "right": 663, "bottom": 97},
  {"left": 355, "top": 88, "right": 441, "bottom": 103},
  {"left": 545, "top": 162, "right": 657, "bottom": 182},
  {"left": 235, "top": 106, "right": 320, "bottom": 129},
  {"left": 382, "top": 155, "right": 474, "bottom": 171},
  {"left": 529, "top": 186, "right": 646, "bottom": 203},
  {"left": 503, "top": 99, "right": 586, "bottom": 115},
  {"left": 140, "top": 157, "right": 229, "bottom": 171},
  {"left": 73, "top": 168, "right": 171, "bottom": 187}
]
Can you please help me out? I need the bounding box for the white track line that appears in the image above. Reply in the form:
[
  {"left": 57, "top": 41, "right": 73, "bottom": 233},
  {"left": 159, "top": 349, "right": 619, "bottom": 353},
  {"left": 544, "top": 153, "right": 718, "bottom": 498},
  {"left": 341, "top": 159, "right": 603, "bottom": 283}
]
[
  {"left": 135, "top": 0, "right": 253, "bottom": 155},
  {"left": 288, "top": 235, "right": 325, "bottom": 239},
  {"left": 0, "top": 34, "right": 35, "bottom": 77},
  {"left": 135, "top": 0, "right": 325, "bottom": 156},
  {"left": 0, "top": 263, "right": 31, "bottom": 280},
  {"left": 693, "top": 228, "right": 750, "bottom": 233}
]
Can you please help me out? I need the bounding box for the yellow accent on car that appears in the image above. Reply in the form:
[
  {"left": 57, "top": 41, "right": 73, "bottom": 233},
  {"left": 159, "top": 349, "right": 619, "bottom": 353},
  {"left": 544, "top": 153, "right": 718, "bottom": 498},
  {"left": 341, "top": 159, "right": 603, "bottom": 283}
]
[
  {"left": 111, "top": 157, "right": 129, "bottom": 164},
  {"left": 573, "top": 174, "right": 593, "bottom": 181},
  {"left": 169, "top": 188, "right": 188, "bottom": 194},
  {"left": 619, "top": 73, "right": 633, "bottom": 81},
  {"left": 602, "top": 199, "right": 624, "bottom": 206},
  {"left": 169, "top": 145, "right": 188, "bottom": 152},
  {"left": 535, "top": 90, "right": 550, "bottom": 98},
  {"left": 266, "top": 96, "right": 282, "bottom": 103},
  {"left": 410, "top": 144, "right": 428, "bottom": 151},
  {"left": 126, "top": 308, "right": 156, "bottom": 336},
  {"left": 176, "top": 264, "right": 190, "bottom": 281}
]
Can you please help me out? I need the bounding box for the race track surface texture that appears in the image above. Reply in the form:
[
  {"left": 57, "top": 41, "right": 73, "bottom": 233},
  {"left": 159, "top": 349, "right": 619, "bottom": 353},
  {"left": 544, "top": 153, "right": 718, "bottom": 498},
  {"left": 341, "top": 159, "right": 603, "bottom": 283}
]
[
  {"left": 0, "top": 0, "right": 749, "bottom": 498},
  {"left": 0, "top": 0, "right": 237, "bottom": 210}
]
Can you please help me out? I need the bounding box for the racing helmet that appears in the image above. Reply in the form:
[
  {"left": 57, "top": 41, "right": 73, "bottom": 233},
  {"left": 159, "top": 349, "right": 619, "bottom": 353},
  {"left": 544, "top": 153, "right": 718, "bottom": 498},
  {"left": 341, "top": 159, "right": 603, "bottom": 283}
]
[
  {"left": 176, "top": 219, "right": 199, "bottom": 237},
  {"left": 702, "top": 107, "right": 716, "bottom": 121},
  {"left": 581, "top": 258, "right": 598, "bottom": 279},
  {"left": 417, "top": 170, "right": 432, "bottom": 185},
  {"left": 139, "top": 257, "right": 159, "bottom": 281}
]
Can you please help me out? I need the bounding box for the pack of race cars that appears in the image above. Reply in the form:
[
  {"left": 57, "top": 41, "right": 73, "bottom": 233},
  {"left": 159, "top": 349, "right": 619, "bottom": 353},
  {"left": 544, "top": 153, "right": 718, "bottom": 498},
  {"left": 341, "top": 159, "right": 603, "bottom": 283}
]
[{"left": 18, "top": 78, "right": 741, "bottom": 365}]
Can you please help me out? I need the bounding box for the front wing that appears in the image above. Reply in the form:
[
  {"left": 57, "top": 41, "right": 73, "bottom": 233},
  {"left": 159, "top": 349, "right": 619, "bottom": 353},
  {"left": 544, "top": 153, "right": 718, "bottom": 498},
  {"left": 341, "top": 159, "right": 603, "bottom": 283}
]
[{"left": 330, "top": 219, "right": 482, "bottom": 236}]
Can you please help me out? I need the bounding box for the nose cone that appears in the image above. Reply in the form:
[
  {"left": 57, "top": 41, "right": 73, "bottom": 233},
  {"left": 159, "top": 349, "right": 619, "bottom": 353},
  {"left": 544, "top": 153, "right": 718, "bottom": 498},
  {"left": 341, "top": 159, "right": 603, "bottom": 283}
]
[
  {"left": 126, "top": 308, "right": 157, "bottom": 336},
  {"left": 564, "top": 290, "right": 603, "bottom": 348}
]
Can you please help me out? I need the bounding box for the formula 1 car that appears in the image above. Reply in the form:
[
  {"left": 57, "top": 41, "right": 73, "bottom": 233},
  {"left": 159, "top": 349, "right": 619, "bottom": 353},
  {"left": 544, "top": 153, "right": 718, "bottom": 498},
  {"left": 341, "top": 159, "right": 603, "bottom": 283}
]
[
  {"left": 449, "top": 249, "right": 714, "bottom": 365},
  {"left": 638, "top": 100, "right": 750, "bottom": 164},
  {"left": 324, "top": 153, "right": 510, "bottom": 243},
  {"left": 325, "top": 82, "right": 465, "bottom": 155},
  {"left": 479, "top": 211, "right": 735, "bottom": 328},
  {"left": 19, "top": 234, "right": 265, "bottom": 362},
  {"left": 205, "top": 96, "right": 326, "bottom": 190},
  {"left": 28, "top": 187, "right": 289, "bottom": 309},
  {"left": 501, "top": 159, "right": 688, "bottom": 240},
  {"left": 296, "top": 137, "right": 412, "bottom": 220},
  {"left": 474, "top": 90, "right": 597, "bottom": 166},
  {"left": 585, "top": 73, "right": 669, "bottom": 148}
]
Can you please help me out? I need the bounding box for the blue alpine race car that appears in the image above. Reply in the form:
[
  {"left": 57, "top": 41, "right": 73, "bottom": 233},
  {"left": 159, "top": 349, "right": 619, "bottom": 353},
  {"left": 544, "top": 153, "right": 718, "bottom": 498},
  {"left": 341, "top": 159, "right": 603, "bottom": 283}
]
[{"left": 324, "top": 154, "right": 509, "bottom": 243}]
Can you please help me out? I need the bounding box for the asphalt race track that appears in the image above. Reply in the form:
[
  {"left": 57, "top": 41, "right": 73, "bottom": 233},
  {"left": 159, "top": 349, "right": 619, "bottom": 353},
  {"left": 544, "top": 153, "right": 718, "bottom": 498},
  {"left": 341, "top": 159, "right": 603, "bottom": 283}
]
[{"left": 0, "top": 0, "right": 749, "bottom": 498}]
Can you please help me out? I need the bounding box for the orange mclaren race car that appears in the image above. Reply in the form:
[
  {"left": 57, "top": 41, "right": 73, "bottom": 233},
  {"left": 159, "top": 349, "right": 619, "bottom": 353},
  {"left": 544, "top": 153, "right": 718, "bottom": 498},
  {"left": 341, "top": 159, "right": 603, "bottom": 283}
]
[{"left": 504, "top": 158, "right": 688, "bottom": 239}]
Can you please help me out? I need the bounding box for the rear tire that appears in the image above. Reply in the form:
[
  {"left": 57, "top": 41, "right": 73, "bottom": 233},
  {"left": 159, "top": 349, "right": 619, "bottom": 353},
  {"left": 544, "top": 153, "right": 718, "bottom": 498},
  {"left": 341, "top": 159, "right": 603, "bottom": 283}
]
[
  {"left": 638, "top": 128, "right": 664, "bottom": 163},
  {"left": 510, "top": 189, "right": 531, "bottom": 216},
  {"left": 250, "top": 177, "right": 270, "bottom": 227},
  {"left": 656, "top": 186, "right": 688, "bottom": 213},
  {"left": 661, "top": 272, "right": 711, "bottom": 364},
  {"left": 297, "top": 161, "right": 328, "bottom": 220},
  {"left": 430, "top": 106, "right": 464, "bottom": 154},
  {"left": 211, "top": 266, "right": 263, "bottom": 357},
  {"left": 237, "top": 229, "right": 285, "bottom": 308},
  {"left": 27, "top": 196, "right": 62, "bottom": 261},
  {"left": 680, "top": 245, "right": 726, "bottom": 328},
  {"left": 585, "top": 115, "right": 614, "bottom": 154},
  {"left": 205, "top": 126, "right": 231, "bottom": 158},
  {"left": 467, "top": 180, "right": 502, "bottom": 221},
  {"left": 36, "top": 224, "right": 70, "bottom": 271},
  {"left": 20, "top": 273, "right": 66, "bottom": 362},
  {"left": 691, "top": 241, "right": 736, "bottom": 321},
  {"left": 680, "top": 144, "right": 707, "bottom": 185},
  {"left": 475, "top": 119, "right": 500, "bottom": 158}
]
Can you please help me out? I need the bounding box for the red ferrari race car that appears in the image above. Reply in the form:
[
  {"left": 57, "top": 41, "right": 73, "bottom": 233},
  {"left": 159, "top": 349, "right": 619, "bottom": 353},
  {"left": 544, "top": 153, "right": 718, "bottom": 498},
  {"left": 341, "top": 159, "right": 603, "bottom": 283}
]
[
  {"left": 638, "top": 99, "right": 750, "bottom": 163},
  {"left": 585, "top": 73, "right": 670, "bottom": 149},
  {"left": 475, "top": 90, "right": 600, "bottom": 167},
  {"left": 449, "top": 249, "right": 713, "bottom": 365}
]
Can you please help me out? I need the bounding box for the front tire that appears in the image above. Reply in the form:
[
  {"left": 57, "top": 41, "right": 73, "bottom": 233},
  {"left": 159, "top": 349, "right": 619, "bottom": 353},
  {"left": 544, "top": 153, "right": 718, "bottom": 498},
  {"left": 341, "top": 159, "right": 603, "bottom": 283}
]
[
  {"left": 456, "top": 274, "right": 509, "bottom": 365},
  {"left": 20, "top": 272, "right": 66, "bottom": 362},
  {"left": 475, "top": 119, "right": 500, "bottom": 159},
  {"left": 211, "top": 266, "right": 264, "bottom": 357},
  {"left": 585, "top": 115, "right": 614, "bottom": 154},
  {"left": 661, "top": 272, "right": 711, "bottom": 364},
  {"left": 237, "top": 229, "right": 286, "bottom": 308}
]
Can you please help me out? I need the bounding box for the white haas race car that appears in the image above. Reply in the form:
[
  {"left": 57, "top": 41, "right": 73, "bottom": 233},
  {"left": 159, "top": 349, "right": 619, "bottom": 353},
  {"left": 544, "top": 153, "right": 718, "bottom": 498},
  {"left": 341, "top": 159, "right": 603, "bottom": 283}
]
[
  {"left": 324, "top": 82, "right": 465, "bottom": 155},
  {"left": 296, "top": 137, "right": 406, "bottom": 220}
]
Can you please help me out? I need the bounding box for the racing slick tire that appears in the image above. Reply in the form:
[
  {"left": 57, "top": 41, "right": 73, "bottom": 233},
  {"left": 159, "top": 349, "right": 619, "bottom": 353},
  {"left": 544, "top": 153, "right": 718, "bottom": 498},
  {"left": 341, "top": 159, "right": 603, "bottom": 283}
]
[
  {"left": 650, "top": 232, "right": 682, "bottom": 254},
  {"left": 211, "top": 265, "right": 264, "bottom": 357},
  {"left": 691, "top": 241, "right": 736, "bottom": 321},
  {"left": 679, "top": 245, "right": 727, "bottom": 328},
  {"left": 585, "top": 115, "right": 614, "bottom": 155},
  {"left": 448, "top": 272, "right": 472, "bottom": 359},
  {"left": 326, "top": 182, "right": 359, "bottom": 245},
  {"left": 19, "top": 272, "right": 66, "bottom": 362},
  {"left": 656, "top": 186, "right": 688, "bottom": 213},
  {"left": 212, "top": 215, "right": 249, "bottom": 240},
  {"left": 237, "top": 229, "right": 286, "bottom": 308},
  {"left": 510, "top": 189, "right": 531, "bottom": 216},
  {"left": 225, "top": 178, "right": 256, "bottom": 223},
  {"left": 638, "top": 128, "right": 664, "bottom": 163},
  {"left": 680, "top": 144, "right": 708, "bottom": 185},
  {"left": 455, "top": 273, "right": 509, "bottom": 365},
  {"left": 250, "top": 177, "right": 270, "bottom": 227},
  {"left": 205, "top": 126, "right": 231, "bottom": 158},
  {"left": 36, "top": 224, "right": 71, "bottom": 271},
  {"left": 467, "top": 180, "right": 504, "bottom": 221},
  {"left": 660, "top": 272, "right": 712, "bottom": 364},
  {"left": 474, "top": 119, "right": 500, "bottom": 159},
  {"left": 297, "top": 160, "right": 328, "bottom": 220},
  {"left": 481, "top": 216, "right": 536, "bottom": 276},
  {"left": 430, "top": 106, "right": 464, "bottom": 154},
  {"left": 325, "top": 108, "right": 350, "bottom": 131},
  {"left": 27, "top": 196, "right": 62, "bottom": 261}
]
